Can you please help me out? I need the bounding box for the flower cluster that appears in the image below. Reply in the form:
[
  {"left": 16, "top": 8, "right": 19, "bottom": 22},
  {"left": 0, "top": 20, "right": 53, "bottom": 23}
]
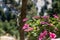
[
  {"left": 23, "top": 24, "right": 33, "bottom": 32},
  {"left": 22, "top": 14, "right": 60, "bottom": 40}
]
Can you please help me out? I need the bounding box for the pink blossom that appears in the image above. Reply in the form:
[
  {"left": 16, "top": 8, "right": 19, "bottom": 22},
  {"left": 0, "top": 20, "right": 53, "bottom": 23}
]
[
  {"left": 32, "top": 16, "right": 40, "bottom": 19},
  {"left": 22, "top": 24, "right": 29, "bottom": 29},
  {"left": 42, "top": 16, "right": 49, "bottom": 19},
  {"left": 39, "top": 38, "right": 42, "bottom": 40},
  {"left": 53, "top": 14, "right": 59, "bottom": 19},
  {"left": 24, "top": 27, "right": 33, "bottom": 32},
  {"left": 49, "top": 32, "right": 56, "bottom": 39},
  {"left": 43, "top": 30, "right": 47, "bottom": 36},
  {"left": 38, "top": 30, "right": 47, "bottom": 40},
  {"left": 39, "top": 33, "right": 44, "bottom": 40},
  {"left": 40, "top": 21, "right": 48, "bottom": 25},
  {"left": 22, "top": 24, "right": 33, "bottom": 32},
  {"left": 23, "top": 18, "right": 28, "bottom": 22}
]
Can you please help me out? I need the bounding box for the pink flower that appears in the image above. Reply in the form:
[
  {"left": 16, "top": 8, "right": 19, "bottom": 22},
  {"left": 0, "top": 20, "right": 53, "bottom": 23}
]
[
  {"left": 42, "top": 16, "right": 49, "bottom": 19},
  {"left": 39, "top": 37, "right": 42, "bottom": 40},
  {"left": 32, "top": 16, "right": 40, "bottom": 19},
  {"left": 43, "top": 30, "right": 47, "bottom": 36},
  {"left": 40, "top": 21, "right": 48, "bottom": 25},
  {"left": 39, "top": 33, "right": 44, "bottom": 40},
  {"left": 23, "top": 24, "right": 33, "bottom": 32},
  {"left": 22, "top": 24, "right": 29, "bottom": 29},
  {"left": 24, "top": 27, "right": 33, "bottom": 32},
  {"left": 49, "top": 32, "right": 56, "bottom": 39},
  {"left": 53, "top": 14, "right": 59, "bottom": 19},
  {"left": 38, "top": 30, "right": 47, "bottom": 40},
  {"left": 23, "top": 18, "right": 28, "bottom": 22}
]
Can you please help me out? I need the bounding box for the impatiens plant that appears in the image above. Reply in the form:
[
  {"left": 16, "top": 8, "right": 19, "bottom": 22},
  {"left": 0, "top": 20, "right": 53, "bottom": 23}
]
[{"left": 22, "top": 15, "right": 60, "bottom": 40}]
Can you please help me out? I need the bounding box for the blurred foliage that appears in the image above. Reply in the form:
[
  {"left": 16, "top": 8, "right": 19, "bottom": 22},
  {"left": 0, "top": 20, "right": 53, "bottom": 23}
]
[
  {"left": 0, "top": 0, "right": 19, "bottom": 38},
  {"left": 26, "top": 0, "right": 37, "bottom": 18},
  {"left": 0, "top": 20, "right": 19, "bottom": 36},
  {"left": 47, "top": 0, "right": 60, "bottom": 16}
]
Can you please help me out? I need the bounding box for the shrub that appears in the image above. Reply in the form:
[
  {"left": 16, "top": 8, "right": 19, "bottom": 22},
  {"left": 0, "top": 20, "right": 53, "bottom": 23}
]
[{"left": 23, "top": 15, "right": 60, "bottom": 40}]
